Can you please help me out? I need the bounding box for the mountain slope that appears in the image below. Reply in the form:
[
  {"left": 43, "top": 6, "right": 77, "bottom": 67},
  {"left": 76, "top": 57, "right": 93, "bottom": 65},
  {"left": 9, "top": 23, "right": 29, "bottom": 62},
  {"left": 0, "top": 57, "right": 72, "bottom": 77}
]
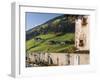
[
  {"left": 26, "top": 14, "right": 77, "bottom": 53},
  {"left": 26, "top": 14, "right": 76, "bottom": 40}
]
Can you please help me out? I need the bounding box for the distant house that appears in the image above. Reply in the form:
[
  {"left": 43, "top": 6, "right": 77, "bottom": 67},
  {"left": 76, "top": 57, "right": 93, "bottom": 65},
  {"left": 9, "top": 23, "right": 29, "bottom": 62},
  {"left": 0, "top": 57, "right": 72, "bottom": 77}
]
[
  {"left": 75, "top": 16, "right": 89, "bottom": 51},
  {"left": 34, "top": 37, "right": 43, "bottom": 42}
]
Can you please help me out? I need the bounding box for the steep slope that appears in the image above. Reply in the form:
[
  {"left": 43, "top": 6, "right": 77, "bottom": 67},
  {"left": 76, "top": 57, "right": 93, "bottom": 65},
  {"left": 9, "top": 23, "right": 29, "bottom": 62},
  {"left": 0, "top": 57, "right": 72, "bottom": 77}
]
[
  {"left": 26, "top": 14, "right": 76, "bottom": 40},
  {"left": 26, "top": 14, "right": 78, "bottom": 53}
]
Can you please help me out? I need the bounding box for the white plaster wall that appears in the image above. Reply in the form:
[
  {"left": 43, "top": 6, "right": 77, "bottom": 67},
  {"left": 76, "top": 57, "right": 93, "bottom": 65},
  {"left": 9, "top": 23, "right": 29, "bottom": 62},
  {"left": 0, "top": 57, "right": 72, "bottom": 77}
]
[{"left": 75, "top": 16, "right": 89, "bottom": 50}]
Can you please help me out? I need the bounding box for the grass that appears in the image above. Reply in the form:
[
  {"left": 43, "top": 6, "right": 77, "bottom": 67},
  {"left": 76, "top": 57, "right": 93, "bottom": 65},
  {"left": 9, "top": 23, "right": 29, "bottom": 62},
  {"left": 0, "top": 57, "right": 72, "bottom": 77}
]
[{"left": 26, "top": 33, "right": 75, "bottom": 53}]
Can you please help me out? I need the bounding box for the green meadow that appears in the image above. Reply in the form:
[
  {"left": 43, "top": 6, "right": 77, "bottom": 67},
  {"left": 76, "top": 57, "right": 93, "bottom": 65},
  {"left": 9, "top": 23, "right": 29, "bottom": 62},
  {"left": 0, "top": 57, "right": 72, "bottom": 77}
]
[{"left": 26, "top": 33, "right": 75, "bottom": 53}]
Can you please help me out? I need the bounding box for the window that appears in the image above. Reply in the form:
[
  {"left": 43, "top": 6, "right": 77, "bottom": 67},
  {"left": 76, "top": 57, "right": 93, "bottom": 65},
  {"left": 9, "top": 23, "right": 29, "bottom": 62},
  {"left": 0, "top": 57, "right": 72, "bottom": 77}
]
[
  {"left": 79, "top": 40, "right": 84, "bottom": 47},
  {"left": 81, "top": 17, "right": 87, "bottom": 26}
]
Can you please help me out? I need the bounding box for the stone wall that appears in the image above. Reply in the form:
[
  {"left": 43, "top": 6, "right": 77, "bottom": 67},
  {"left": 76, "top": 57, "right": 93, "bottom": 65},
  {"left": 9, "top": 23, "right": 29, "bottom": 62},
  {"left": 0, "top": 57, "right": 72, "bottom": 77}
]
[{"left": 26, "top": 52, "right": 89, "bottom": 67}]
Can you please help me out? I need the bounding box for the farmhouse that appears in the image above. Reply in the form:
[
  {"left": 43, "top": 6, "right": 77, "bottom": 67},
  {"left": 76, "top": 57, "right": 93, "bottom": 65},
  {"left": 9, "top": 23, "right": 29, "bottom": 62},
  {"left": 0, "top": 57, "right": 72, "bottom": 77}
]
[{"left": 34, "top": 37, "right": 43, "bottom": 42}]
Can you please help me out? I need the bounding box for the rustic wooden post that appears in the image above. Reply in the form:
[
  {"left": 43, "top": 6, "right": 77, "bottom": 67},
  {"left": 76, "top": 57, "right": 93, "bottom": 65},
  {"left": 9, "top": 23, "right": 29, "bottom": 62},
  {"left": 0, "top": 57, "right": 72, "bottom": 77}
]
[
  {"left": 74, "top": 55, "right": 80, "bottom": 65},
  {"left": 66, "top": 54, "right": 70, "bottom": 65},
  {"left": 57, "top": 57, "right": 59, "bottom": 66}
]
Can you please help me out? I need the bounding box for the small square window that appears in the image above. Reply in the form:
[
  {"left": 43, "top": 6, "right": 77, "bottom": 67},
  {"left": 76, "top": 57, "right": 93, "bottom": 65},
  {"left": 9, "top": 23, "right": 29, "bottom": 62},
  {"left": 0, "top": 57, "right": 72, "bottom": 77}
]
[
  {"left": 82, "top": 17, "right": 87, "bottom": 26},
  {"left": 79, "top": 40, "right": 84, "bottom": 47}
]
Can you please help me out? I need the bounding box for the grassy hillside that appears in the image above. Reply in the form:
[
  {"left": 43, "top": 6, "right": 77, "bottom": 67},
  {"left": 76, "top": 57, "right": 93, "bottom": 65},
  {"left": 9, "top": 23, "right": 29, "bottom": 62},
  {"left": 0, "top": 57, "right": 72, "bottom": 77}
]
[
  {"left": 26, "top": 15, "right": 76, "bottom": 40},
  {"left": 26, "top": 14, "right": 77, "bottom": 53},
  {"left": 26, "top": 33, "right": 75, "bottom": 53}
]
